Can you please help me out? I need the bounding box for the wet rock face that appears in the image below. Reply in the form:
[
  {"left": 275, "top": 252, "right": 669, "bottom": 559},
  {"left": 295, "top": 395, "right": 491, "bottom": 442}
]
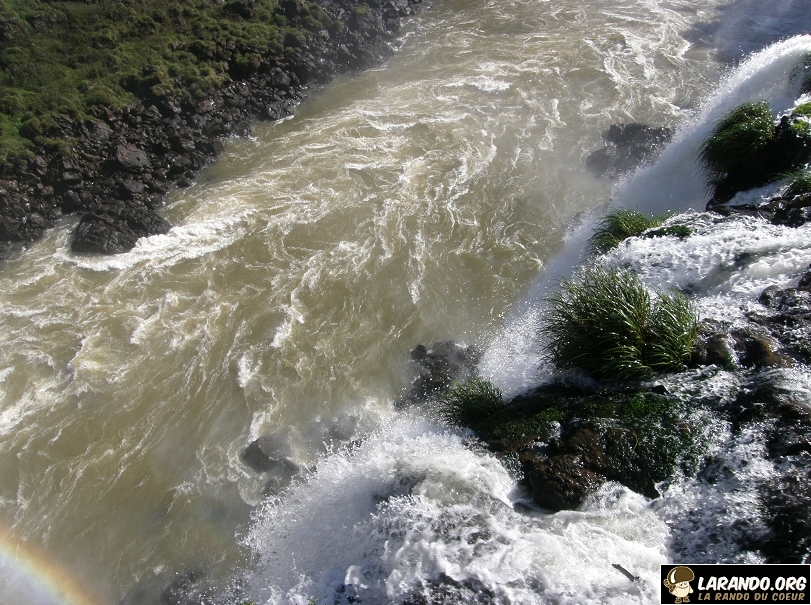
[
  {"left": 0, "top": 0, "right": 423, "bottom": 257},
  {"left": 710, "top": 189, "right": 811, "bottom": 229},
  {"left": 585, "top": 123, "right": 673, "bottom": 179},
  {"left": 476, "top": 384, "right": 696, "bottom": 511},
  {"left": 526, "top": 446, "right": 605, "bottom": 511},
  {"left": 692, "top": 308, "right": 805, "bottom": 371},
  {"left": 748, "top": 267, "right": 811, "bottom": 364}
]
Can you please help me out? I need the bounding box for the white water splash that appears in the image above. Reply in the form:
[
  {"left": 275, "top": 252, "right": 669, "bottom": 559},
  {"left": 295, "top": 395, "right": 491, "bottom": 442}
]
[{"left": 245, "top": 415, "right": 668, "bottom": 604}]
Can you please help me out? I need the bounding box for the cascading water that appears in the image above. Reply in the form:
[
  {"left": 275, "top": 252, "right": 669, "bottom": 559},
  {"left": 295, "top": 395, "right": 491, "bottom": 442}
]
[{"left": 0, "top": 1, "right": 810, "bottom": 604}]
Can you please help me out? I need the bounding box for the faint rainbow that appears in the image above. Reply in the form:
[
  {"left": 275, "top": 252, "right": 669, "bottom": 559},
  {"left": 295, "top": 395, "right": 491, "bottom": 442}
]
[{"left": 0, "top": 526, "right": 103, "bottom": 605}]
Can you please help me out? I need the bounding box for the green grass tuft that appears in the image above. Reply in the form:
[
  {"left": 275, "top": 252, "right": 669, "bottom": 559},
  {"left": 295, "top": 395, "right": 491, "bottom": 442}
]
[
  {"left": 644, "top": 224, "right": 692, "bottom": 239},
  {"left": 782, "top": 168, "right": 811, "bottom": 197},
  {"left": 439, "top": 378, "right": 504, "bottom": 429},
  {"left": 699, "top": 99, "right": 811, "bottom": 202},
  {"left": 645, "top": 290, "right": 698, "bottom": 373},
  {"left": 699, "top": 101, "right": 776, "bottom": 186},
  {"left": 544, "top": 266, "right": 698, "bottom": 380},
  {"left": 588, "top": 209, "right": 664, "bottom": 255}
]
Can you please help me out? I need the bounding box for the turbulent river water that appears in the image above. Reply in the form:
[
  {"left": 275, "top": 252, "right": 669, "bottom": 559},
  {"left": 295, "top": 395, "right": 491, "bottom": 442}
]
[{"left": 2, "top": 1, "right": 811, "bottom": 604}]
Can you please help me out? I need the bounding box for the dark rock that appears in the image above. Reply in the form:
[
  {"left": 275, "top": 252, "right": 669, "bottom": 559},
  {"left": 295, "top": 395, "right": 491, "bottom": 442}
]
[
  {"left": 527, "top": 453, "right": 605, "bottom": 511},
  {"left": 71, "top": 202, "right": 171, "bottom": 254},
  {"left": 475, "top": 383, "right": 699, "bottom": 510},
  {"left": 586, "top": 123, "right": 673, "bottom": 179},
  {"left": 748, "top": 282, "right": 811, "bottom": 363},
  {"left": 730, "top": 328, "right": 793, "bottom": 368},
  {"left": 759, "top": 469, "right": 811, "bottom": 563},
  {"left": 114, "top": 143, "right": 151, "bottom": 173},
  {"left": 400, "top": 573, "right": 500, "bottom": 605},
  {"left": 701, "top": 333, "right": 736, "bottom": 368},
  {"left": 240, "top": 433, "right": 299, "bottom": 487},
  {"left": 773, "top": 205, "right": 811, "bottom": 228},
  {"left": 402, "top": 341, "right": 481, "bottom": 405}
]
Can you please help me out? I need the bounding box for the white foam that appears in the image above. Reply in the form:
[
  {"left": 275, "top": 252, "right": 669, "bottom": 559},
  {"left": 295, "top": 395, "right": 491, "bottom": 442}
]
[
  {"left": 245, "top": 416, "right": 668, "bottom": 604},
  {"left": 57, "top": 209, "right": 252, "bottom": 272}
]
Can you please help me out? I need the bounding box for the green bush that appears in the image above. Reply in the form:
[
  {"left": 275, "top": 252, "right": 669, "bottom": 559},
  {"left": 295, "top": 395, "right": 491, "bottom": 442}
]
[
  {"left": 439, "top": 378, "right": 504, "bottom": 429},
  {"left": 588, "top": 209, "right": 664, "bottom": 254},
  {"left": 544, "top": 266, "right": 698, "bottom": 380}
]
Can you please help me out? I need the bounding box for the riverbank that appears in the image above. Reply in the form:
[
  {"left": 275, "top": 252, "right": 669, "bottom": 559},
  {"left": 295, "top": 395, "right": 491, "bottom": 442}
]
[{"left": 0, "top": 0, "right": 421, "bottom": 256}]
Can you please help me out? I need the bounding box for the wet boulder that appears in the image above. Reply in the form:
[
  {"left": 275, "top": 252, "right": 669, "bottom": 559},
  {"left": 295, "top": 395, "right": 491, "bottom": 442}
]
[
  {"left": 526, "top": 452, "right": 605, "bottom": 511},
  {"left": 71, "top": 201, "right": 171, "bottom": 254},
  {"left": 241, "top": 433, "right": 300, "bottom": 494}
]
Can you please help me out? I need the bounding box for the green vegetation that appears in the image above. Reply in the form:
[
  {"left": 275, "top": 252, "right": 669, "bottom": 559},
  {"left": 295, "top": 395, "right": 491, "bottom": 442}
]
[
  {"left": 0, "top": 0, "right": 334, "bottom": 159},
  {"left": 353, "top": 3, "right": 370, "bottom": 16},
  {"left": 700, "top": 101, "right": 776, "bottom": 184},
  {"left": 699, "top": 100, "right": 811, "bottom": 202},
  {"left": 439, "top": 377, "right": 504, "bottom": 429},
  {"left": 587, "top": 209, "right": 664, "bottom": 254},
  {"left": 782, "top": 168, "right": 811, "bottom": 197},
  {"left": 544, "top": 266, "right": 698, "bottom": 380},
  {"left": 644, "top": 224, "right": 692, "bottom": 239}
]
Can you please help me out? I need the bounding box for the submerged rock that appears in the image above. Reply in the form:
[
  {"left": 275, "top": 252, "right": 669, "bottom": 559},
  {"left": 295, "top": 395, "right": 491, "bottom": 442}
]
[
  {"left": 585, "top": 123, "right": 673, "bottom": 179},
  {"left": 241, "top": 434, "right": 298, "bottom": 474}
]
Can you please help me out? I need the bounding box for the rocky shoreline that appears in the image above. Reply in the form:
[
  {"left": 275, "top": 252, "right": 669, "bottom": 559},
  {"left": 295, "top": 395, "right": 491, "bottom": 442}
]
[{"left": 0, "top": 0, "right": 422, "bottom": 257}]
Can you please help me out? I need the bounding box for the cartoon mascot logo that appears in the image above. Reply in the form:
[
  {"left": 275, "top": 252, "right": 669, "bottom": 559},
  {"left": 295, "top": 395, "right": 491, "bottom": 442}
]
[{"left": 664, "top": 566, "right": 695, "bottom": 603}]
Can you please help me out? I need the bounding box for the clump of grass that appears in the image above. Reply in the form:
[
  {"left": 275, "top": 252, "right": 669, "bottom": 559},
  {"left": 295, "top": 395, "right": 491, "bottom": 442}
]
[
  {"left": 699, "top": 100, "right": 811, "bottom": 202},
  {"left": 544, "top": 266, "right": 698, "bottom": 380},
  {"left": 781, "top": 168, "right": 811, "bottom": 197},
  {"left": 439, "top": 378, "right": 504, "bottom": 429},
  {"left": 588, "top": 209, "right": 665, "bottom": 254},
  {"left": 699, "top": 101, "right": 776, "bottom": 183},
  {"left": 646, "top": 290, "right": 699, "bottom": 372},
  {"left": 644, "top": 224, "right": 692, "bottom": 239}
]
